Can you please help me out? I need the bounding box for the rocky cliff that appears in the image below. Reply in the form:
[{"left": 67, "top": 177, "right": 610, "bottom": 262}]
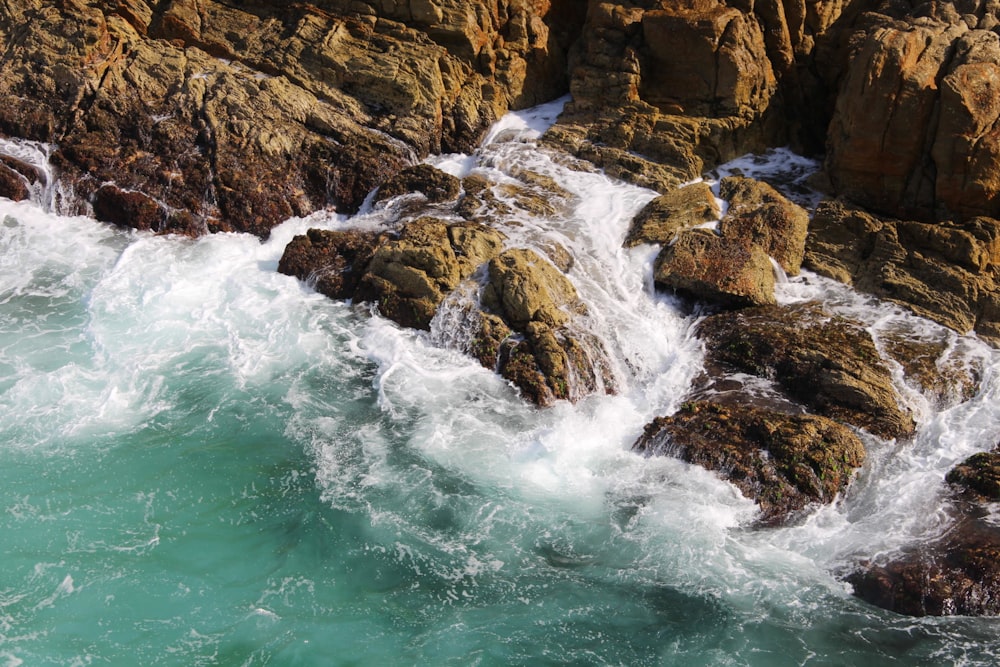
[{"left": 7, "top": 0, "right": 1000, "bottom": 617}]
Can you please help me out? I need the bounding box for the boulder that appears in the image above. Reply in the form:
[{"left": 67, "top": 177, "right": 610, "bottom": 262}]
[
  {"left": 697, "top": 303, "right": 916, "bottom": 439},
  {"left": 634, "top": 401, "right": 866, "bottom": 525},
  {"left": 624, "top": 181, "right": 720, "bottom": 247},
  {"left": 92, "top": 184, "right": 168, "bottom": 232},
  {"left": 653, "top": 229, "right": 777, "bottom": 308},
  {"left": 947, "top": 448, "right": 1000, "bottom": 501},
  {"left": 805, "top": 200, "right": 1000, "bottom": 345},
  {"left": 849, "top": 514, "right": 1000, "bottom": 616},
  {"left": 482, "top": 248, "right": 582, "bottom": 329},
  {"left": 0, "top": 163, "right": 30, "bottom": 202},
  {"left": 356, "top": 217, "right": 505, "bottom": 329},
  {"left": 277, "top": 228, "right": 384, "bottom": 299},
  {"left": 718, "top": 176, "right": 809, "bottom": 275}
]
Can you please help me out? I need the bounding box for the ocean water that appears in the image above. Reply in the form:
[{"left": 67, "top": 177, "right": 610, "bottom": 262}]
[{"left": 3, "top": 103, "right": 1000, "bottom": 666}]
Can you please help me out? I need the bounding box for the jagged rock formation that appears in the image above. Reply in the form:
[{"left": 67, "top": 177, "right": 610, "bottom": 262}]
[
  {"left": 0, "top": 0, "right": 580, "bottom": 235},
  {"left": 278, "top": 164, "right": 616, "bottom": 406},
  {"left": 827, "top": 2, "right": 1000, "bottom": 223},
  {"left": 806, "top": 200, "right": 1000, "bottom": 345}
]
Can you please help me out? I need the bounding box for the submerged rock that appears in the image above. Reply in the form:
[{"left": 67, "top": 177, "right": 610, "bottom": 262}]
[
  {"left": 697, "top": 303, "right": 915, "bottom": 439},
  {"left": 634, "top": 401, "right": 865, "bottom": 525}
]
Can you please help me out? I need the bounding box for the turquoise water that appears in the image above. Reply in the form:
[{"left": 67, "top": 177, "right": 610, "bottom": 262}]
[{"left": 4, "top": 121, "right": 1000, "bottom": 665}]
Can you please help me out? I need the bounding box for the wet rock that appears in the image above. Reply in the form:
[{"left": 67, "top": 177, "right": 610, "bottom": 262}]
[
  {"left": 91, "top": 184, "right": 167, "bottom": 233},
  {"left": 624, "top": 182, "right": 720, "bottom": 248},
  {"left": 718, "top": 176, "right": 809, "bottom": 275},
  {"left": 849, "top": 508, "right": 1000, "bottom": 616},
  {"left": 0, "top": 0, "right": 582, "bottom": 236},
  {"left": 0, "top": 163, "right": 30, "bottom": 202},
  {"left": 374, "top": 164, "right": 462, "bottom": 206},
  {"left": 356, "top": 217, "right": 505, "bottom": 330},
  {"left": 482, "top": 248, "right": 582, "bottom": 330},
  {"left": 277, "top": 228, "right": 384, "bottom": 299},
  {"left": 948, "top": 449, "right": 1000, "bottom": 501},
  {"left": 654, "top": 229, "right": 777, "bottom": 308},
  {"left": 697, "top": 303, "right": 916, "bottom": 439},
  {"left": 634, "top": 401, "right": 866, "bottom": 525},
  {"left": 880, "top": 332, "right": 982, "bottom": 408},
  {"left": 805, "top": 200, "right": 1000, "bottom": 345}
]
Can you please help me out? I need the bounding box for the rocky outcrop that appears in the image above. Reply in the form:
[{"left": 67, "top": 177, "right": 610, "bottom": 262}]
[
  {"left": 279, "top": 164, "right": 616, "bottom": 406},
  {"left": 696, "top": 303, "right": 916, "bottom": 439},
  {"left": 805, "top": 200, "right": 1000, "bottom": 345},
  {"left": 639, "top": 176, "right": 808, "bottom": 308},
  {"left": 634, "top": 401, "right": 866, "bottom": 525},
  {"left": 0, "top": 1, "right": 582, "bottom": 236},
  {"left": 948, "top": 448, "right": 1000, "bottom": 501},
  {"left": 826, "top": 6, "right": 1000, "bottom": 223},
  {"left": 624, "top": 181, "right": 720, "bottom": 247},
  {"left": 544, "top": 0, "right": 857, "bottom": 193}
]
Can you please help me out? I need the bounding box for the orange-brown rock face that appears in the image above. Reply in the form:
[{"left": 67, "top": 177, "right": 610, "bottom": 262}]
[{"left": 827, "top": 9, "right": 1000, "bottom": 223}]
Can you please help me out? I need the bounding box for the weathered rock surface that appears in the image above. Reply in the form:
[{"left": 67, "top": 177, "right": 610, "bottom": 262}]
[
  {"left": 805, "top": 200, "right": 1000, "bottom": 345},
  {"left": 948, "top": 448, "right": 1000, "bottom": 501},
  {"left": 544, "top": 0, "right": 857, "bottom": 193},
  {"left": 718, "top": 176, "right": 810, "bottom": 275},
  {"left": 624, "top": 182, "right": 720, "bottom": 247},
  {"left": 277, "top": 228, "right": 385, "bottom": 300},
  {"left": 634, "top": 401, "right": 866, "bottom": 525},
  {"left": 850, "top": 448, "right": 1000, "bottom": 616},
  {"left": 697, "top": 303, "right": 916, "bottom": 439},
  {"left": 0, "top": 0, "right": 581, "bottom": 236},
  {"left": 278, "top": 166, "right": 616, "bottom": 406},
  {"left": 827, "top": 5, "right": 1000, "bottom": 223},
  {"left": 643, "top": 176, "right": 807, "bottom": 308},
  {"left": 654, "top": 229, "right": 777, "bottom": 308}
]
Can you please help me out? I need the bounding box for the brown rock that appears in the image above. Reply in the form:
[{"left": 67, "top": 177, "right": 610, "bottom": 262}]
[
  {"left": 718, "top": 176, "right": 809, "bottom": 275},
  {"left": 0, "top": 163, "right": 30, "bottom": 202},
  {"left": 91, "top": 184, "right": 167, "bottom": 232},
  {"left": 827, "top": 13, "right": 1000, "bottom": 223},
  {"left": 849, "top": 514, "right": 1000, "bottom": 616},
  {"left": 654, "top": 229, "right": 777, "bottom": 308},
  {"left": 374, "top": 164, "right": 462, "bottom": 206},
  {"left": 805, "top": 200, "right": 1000, "bottom": 345},
  {"left": 624, "top": 182, "right": 720, "bottom": 247},
  {"left": 697, "top": 303, "right": 916, "bottom": 439},
  {"left": 634, "top": 401, "right": 866, "bottom": 525},
  {"left": 947, "top": 448, "right": 1000, "bottom": 501},
  {"left": 277, "top": 228, "right": 384, "bottom": 299},
  {"left": 0, "top": 0, "right": 583, "bottom": 236},
  {"left": 482, "top": 248, "right": 581, "bottom": 329}
]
